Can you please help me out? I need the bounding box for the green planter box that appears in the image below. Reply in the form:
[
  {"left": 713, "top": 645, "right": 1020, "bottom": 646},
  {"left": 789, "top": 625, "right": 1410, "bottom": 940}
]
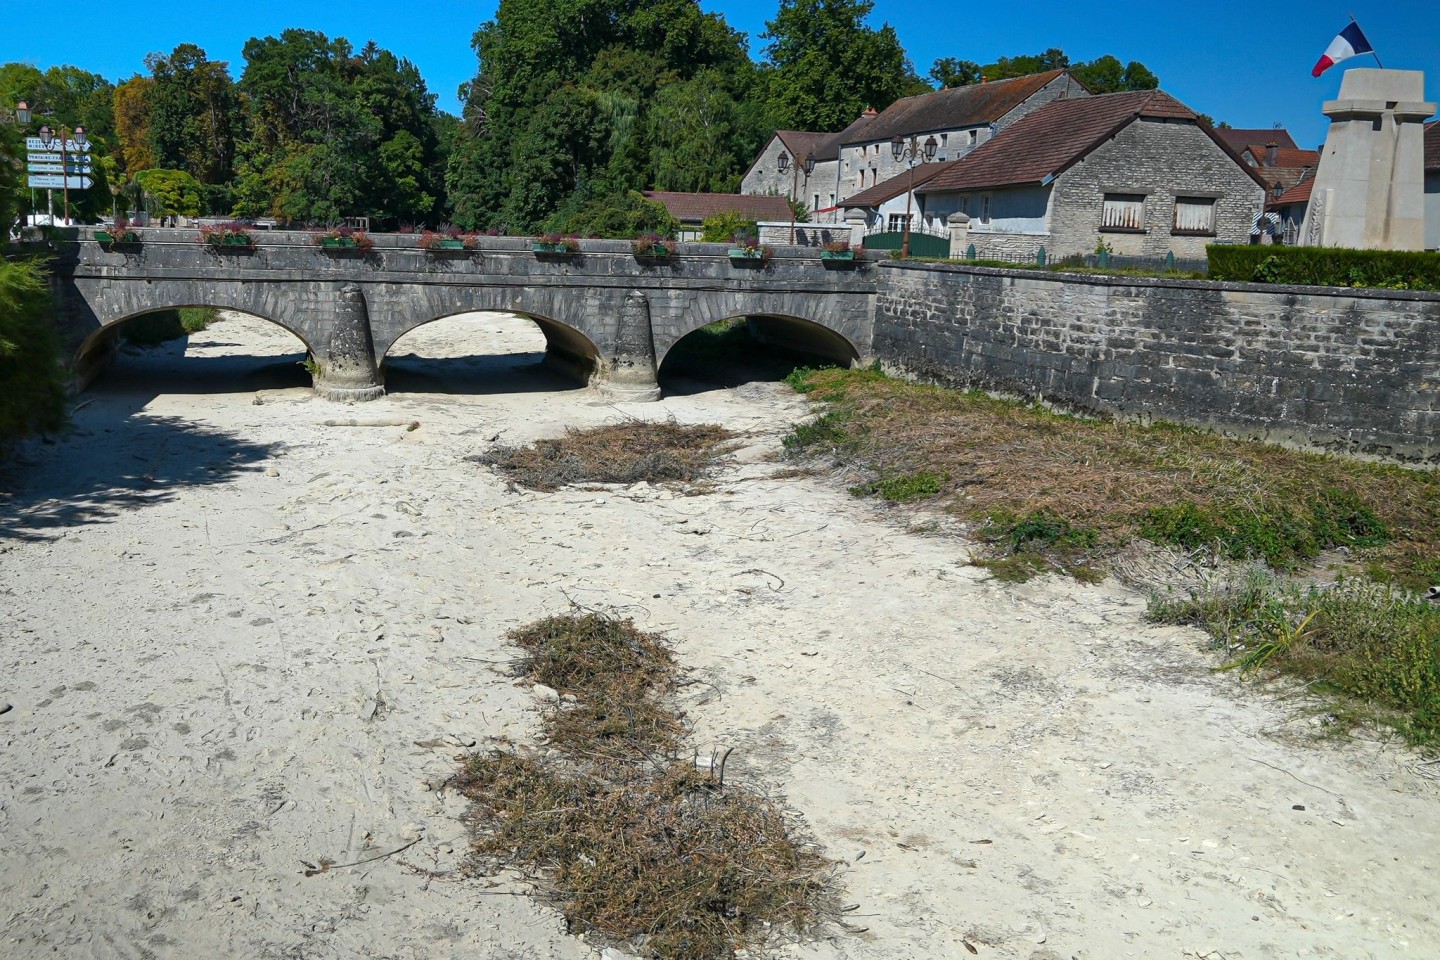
[
  {"left": 532, "top": 242, "right": 576, "bottom": 255},
  {"left": 727, "top": 247, "right": 764, "bottom": 260},
  {"left": 96, "top": 230, "right": 140, "bottom": 245},
  {"left": 634, "top": 244, "right": 671, "bottom": 259},
  {"left": 428, "top": 239, "right": 467, "bottom": 251},
  {"left": 320, "top": 238, "right": 358, "bottom": 249},
  {"left": 820, "top": 250, "right": 855, "bottom": 261},
  {"left": 207, "top": 235, "right": 254, "bottom": 250}
]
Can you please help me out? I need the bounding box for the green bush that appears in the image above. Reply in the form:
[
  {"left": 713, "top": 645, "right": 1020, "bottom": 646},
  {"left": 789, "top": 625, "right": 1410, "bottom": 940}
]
[
  {"left": 700, "top": 211, "right": 757, "bottom": 243},
  {"left": 0, "top": 259, "right": 67, "bottom": 444},
  {"left": 544, "top": 190, "right": 679, "bottom": 239},
  {"left": 1207, "top": 244, "right": 1440, "bottom": 290}
]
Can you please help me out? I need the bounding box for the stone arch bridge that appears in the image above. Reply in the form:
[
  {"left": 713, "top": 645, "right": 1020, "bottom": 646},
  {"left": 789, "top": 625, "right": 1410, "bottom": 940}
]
[{"left": 52, "top": 230, "right": 878, "bottom": 400}]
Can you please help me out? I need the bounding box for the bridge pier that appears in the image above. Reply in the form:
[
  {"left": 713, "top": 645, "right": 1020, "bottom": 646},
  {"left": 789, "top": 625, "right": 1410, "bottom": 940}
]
[
  {"left": 312, "top": 284, "right": 386, "bottom": 402},
  {"left": 596, "top": 290, "right": 660, "bottom": 401}
]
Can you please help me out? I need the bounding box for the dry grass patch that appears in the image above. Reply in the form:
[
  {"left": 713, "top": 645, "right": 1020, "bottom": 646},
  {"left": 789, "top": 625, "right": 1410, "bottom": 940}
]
[
  {"left": 474, "top": 421, "right": 738, "bottom": 492},
  {"left": 783, "top": 367, "right": 1438, "bottom": 589},
  {"left": 450, "top": 614, "right": 841, "bottom": 959}
]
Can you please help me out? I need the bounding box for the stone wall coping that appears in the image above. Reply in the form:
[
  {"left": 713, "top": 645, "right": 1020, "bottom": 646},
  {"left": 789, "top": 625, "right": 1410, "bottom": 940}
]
[
  {"left": 64, "top": 227, "right": 852, "bottom": 261},
  {"left": 879, "top": 258, "right": 1440, "bottom": 305}
]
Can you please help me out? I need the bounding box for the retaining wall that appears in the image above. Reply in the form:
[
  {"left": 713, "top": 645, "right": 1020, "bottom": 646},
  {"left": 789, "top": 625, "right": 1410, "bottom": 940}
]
[{"left": 873, "top": 261, "right": 1440, "bottom": 463}]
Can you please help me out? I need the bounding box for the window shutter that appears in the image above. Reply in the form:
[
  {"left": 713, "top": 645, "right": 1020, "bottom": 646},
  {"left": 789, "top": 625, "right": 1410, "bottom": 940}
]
[{"left": 1102, "top": 194, "right": 1145, "bottom": 230}]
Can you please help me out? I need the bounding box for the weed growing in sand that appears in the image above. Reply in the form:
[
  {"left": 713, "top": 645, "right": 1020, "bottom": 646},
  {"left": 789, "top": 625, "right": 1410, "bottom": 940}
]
[
  {"left": 1150, "top": 573, "right": 1440, "bottom": 746},
  {"left": 473, "top": 421, "right": 738, "bottom": 491},
  {"left": 450, "top": 614, "right": 841, "bottom": 959}
]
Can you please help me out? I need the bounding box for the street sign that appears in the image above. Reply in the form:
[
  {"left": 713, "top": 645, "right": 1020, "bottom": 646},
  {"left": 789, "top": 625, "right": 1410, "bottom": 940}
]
[
  {"left": 27, "top": 163, "right": 92, "bottom": 175},
  {"left": 25, "top": 136, "right": 88, "bottom": 152},
  {"left": 27, "top": 174, "right": 93, "bottom": 189},
  {"left": 25, "top": 152, "right": 65, "bottom": 163}
]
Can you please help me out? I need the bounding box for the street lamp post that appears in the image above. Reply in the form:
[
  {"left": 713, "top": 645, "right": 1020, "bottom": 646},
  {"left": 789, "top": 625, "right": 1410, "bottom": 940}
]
[
  {"left": 890, "top": 134, "right": 938, "bottom": 259},
  {"left": 776, "top": 149, "right": 816, "bottom": 244},
  {"left": 38, "top": 123, "right": 87, "bottom": 225},
  {"left": 3, "top": 101, "right": 32, "bottom": 225}
]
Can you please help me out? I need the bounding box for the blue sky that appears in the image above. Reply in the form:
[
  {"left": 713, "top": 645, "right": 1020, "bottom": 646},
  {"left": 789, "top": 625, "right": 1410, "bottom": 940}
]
[{"left": 3, "top": 1, "right": 1437, "bottom": 150}]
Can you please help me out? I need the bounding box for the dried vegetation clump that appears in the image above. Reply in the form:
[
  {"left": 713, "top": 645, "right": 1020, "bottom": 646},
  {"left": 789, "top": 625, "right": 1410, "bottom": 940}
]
[
  {"left": 450, "top": 614, "right": 841, "bottom": 959},
  {"left": 474, "top": 422, "right": 738, "bottom": 492}
]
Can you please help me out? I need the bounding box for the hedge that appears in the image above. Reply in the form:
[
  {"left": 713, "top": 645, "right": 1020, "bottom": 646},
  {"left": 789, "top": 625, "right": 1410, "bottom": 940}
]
[{"left": 1207, "top": 244, "right": 1440, "bottom": 291}]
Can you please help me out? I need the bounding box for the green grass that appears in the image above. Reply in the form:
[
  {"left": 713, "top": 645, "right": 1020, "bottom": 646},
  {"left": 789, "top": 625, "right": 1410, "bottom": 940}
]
[{"left": 122, "top": 307, "right": 221, "bottom": 346}]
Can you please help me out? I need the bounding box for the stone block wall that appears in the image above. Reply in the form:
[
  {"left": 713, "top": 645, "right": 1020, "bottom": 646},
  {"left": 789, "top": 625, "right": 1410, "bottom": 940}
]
[
  {"left": 873, "top": 261, "right": 1440, "bottom": 463},
  {"left": 1049, "top": 119, "right": 1265, "bottom": 259}
]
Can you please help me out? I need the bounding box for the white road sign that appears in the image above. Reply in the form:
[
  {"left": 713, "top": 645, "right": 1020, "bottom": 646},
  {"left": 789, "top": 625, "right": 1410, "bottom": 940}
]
[
  {"left": 27, "top": 163, "right": 92, "bottom": 174},
  {"left": 27, "top": 174, "right": 94, "bottom": 189},
  {"left": 25, "top": 137, "right": 88, "bottom": 152},
  {"left": 26, "top": 152, "right": 65, "bottom": 163}
]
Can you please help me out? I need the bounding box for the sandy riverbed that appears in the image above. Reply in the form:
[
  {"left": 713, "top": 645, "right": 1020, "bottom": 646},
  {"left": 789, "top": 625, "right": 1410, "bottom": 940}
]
[{"left": 1, "top": 311, "right": 1437, "bottom": 960}]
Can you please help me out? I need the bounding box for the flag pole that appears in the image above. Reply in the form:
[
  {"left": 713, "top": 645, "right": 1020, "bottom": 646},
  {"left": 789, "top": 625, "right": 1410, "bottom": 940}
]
[{"left": 1349, "top": 13, "right": 1384, "bottom": 67}]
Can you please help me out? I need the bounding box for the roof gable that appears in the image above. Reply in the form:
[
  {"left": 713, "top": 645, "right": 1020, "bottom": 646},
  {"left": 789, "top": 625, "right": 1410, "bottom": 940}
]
[
  {"left": 1217, "top": 127, "right": 1299, "bottom": 152},
  {"left": 919, "top": 89, "right": 1269, "bottom": 194},
  {"left": 838, "top": 162, "right": 956, "bottom": 208},
  {"left": 846, "top": 70, "right": 1074, "bottom": 145},
  {"left": 777, "top": 130, "right": 841, "bottom": 164}
]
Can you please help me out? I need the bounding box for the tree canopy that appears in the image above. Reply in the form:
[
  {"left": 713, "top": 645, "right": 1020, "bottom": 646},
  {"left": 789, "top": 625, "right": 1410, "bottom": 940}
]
[{"left": 929, "top": 48, "right": 1160, "bottom": 94}]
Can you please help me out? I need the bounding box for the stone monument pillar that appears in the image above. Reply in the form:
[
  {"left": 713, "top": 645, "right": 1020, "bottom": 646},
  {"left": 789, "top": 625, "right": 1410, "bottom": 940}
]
[
  {"left": 313, "top": 283, "right": 385, "bottom": 401},
  {"left": 598, "top": 290, "right": 660, "bottom": 401},
  {"left": 1300, "top": 69, "right": 1435, "bottom": 250}
]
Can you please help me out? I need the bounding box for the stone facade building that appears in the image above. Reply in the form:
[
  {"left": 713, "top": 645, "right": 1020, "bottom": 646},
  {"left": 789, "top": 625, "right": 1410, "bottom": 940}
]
[
  {"left": 917, "top": 90, "right": 1268, "bottom": 260},
  {"left": 740, "top": 113, "right": 877, "bottom": 224}
]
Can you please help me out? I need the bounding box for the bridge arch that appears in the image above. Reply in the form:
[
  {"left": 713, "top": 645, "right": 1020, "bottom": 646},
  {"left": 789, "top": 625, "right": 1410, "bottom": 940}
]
[{"left": 659, "top": 291, "right": 865, "bottom": 372}]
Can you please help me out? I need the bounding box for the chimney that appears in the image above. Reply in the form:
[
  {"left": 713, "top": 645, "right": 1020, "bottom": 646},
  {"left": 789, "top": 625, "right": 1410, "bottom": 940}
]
[
  {"left": 1265, "top": 141, "right": 1278, "bottom": 167},
  {"left": 862, "top": 106, "right": 878, "bottom": 119},
  {"left": 980, "top": 74, "right": 987, "bottom": 83}
]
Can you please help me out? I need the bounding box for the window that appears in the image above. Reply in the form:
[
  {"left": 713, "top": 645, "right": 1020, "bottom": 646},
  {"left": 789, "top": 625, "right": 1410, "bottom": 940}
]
[
  {"left": 968, "top": 129, "right": 978, "bottom": 146},
  {"left": 1172, "top": 196, "right": 1216, "bottom": 235},
  {"left": 980, "top": 194, "right": 990, "bottom": 224},
  {"left": 887, "top": 213, "right": 913, "bottom": 232},
  {"left": 1101, "top": 193, "right": 1146, "bottom": 232},
  {"left": 813, "top": 193, "right": 820, "bottom": 212}
]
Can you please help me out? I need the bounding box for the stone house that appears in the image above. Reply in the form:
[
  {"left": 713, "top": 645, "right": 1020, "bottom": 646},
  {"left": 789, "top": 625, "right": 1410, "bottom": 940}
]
[
  {"left": 740, "top": 112, "right": 877, "bottom": 223},
  {"left": 916, "top": 89, "right": 1269, "bottom": 260},
  {"left": 836, "top": 162, "right": 954, "bottom": 235}
]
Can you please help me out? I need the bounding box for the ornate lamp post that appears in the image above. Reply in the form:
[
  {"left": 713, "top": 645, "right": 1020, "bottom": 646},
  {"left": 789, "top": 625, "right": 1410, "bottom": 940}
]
[
  {"left": 890, "top": 134, "right": 938, "bottom": 258},
  {"left": 37, "top": 122, "right": 87, "bottom": 225},
  {"left": 776, "top": 148, "right": 816, "bottom": 244}
]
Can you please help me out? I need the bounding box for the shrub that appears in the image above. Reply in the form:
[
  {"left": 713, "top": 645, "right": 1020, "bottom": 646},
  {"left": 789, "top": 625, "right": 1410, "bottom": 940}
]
[
  {"left": 545, "top": 190, "right": 679, "bottom": 239},
  {"left": 196, "top": 221, "right": 255, "bottom": 248},
  {"left": 309, "top": 224, "right": 374, "bottom": 252},
  {"left": 0, "top": 259, "right": 67, "bottom": 444},
  {"left": 701, "top": 211, "right": 757, "bottom": 243},
  {"left": 534, "top": 232, "right": 580, "bottom": 252},
  {"left": 1207, "top": 244, "right": 1440, "bottom": 290},
  {"left": 631, "top": 233, "right": 672, "bottom": 257}
]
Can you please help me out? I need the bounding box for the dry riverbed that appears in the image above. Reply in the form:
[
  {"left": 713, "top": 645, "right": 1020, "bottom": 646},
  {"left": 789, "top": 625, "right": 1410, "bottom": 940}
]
[{"left": 1, "top": 312, "right": 1437, "bottom": 960}]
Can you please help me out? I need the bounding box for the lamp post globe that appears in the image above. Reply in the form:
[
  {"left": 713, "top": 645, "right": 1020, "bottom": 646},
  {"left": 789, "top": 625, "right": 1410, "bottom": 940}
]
[
  {"left": 893, "top": 135, "right": 940, "bottom": 259},
  {"left": 16, "top": 100, "right": 31, "bottom": 125}
]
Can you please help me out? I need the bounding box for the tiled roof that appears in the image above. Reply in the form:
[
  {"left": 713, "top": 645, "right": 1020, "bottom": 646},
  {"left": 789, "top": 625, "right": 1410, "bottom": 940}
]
[
  {"left": 1254, "top": 166, "right": 1316, "bottom": 194},
  {"left": 1217, "top": 128, "right": 1299, "bottom": 152},
  {"left": 1241, "top": 146, "right": 1320, "bottom": 169},
  {"left": 838, "top": 162, "right": 956, "bottom": 208},
  {"left": 1426, "top": 121, "right": 1440, "bottom": 171},
  {"left": 918, "top": 89, "right": 1270, "bottom": 194},
  {"left": 777, "top": 130, "right": 840, "bottom": 164},
  {"left": 845, "top": 70, "right": 1076, "bottom": 145},
  {"left": 642, "top": 191, "right": 793, "bottom": 223},
  {"left": 1267, "top": 177, "right": 1313, "bottom": 210}
]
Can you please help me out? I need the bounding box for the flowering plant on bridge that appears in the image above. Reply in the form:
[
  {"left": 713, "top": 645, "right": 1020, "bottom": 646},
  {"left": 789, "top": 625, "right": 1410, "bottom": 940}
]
[
  {"left": 820, "top": 239, "right": 858, "bottom": 261},
  {"left": 96, "top": 216, "right": 141, "bottom": 246},
  {"left": 727, "top": 233, "right": 772, "bottom": 263},
  {"left": 197, "top": 221, "right": 256, "bottom": 250},
  {"left": 311, "top": 224, "right": 374, "bottom": 253},
  {"left": 419, "top": 225, "right": 475, "bottom": 252},
  {"left": 532, "top": 232, "right": 580, "bottom": 254},
  {"left": 630, "top": 233, "right": 673, "bottom": 259}
]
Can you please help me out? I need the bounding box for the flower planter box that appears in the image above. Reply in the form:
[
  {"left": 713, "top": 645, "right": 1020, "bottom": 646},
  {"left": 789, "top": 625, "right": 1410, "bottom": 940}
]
[
  {"left": 207, "top": 236, "right": 255, "bottom": 251},
  {"left": 634, "top": 244, "right": 671, "bottom": 259},
  {"left": 96, "top": 231, "right": 141, "bottom": 245},
  {"left": 820, "top": 250, "right": 855, "bottom": 261},
  {"left": 427, "top": 239, "right": 468, "bottom": 251},
  {"left": 532, "top": 242, "right": 577, "bottom": 255},
  {"left": 727, "top": 248, "right": 764, "bottom": 259},
  {"left": 320, "top": 238, "right": 359, "bottom": 250}
]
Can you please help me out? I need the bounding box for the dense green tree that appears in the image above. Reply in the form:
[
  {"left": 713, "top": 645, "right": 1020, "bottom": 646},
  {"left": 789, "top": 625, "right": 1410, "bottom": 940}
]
[
  {"left": 648, "top": 69, "right": 742, "bottom": 192},
  {"left": 929, "top": 48, "right": 1160, "bottom": 93},
  {"left": 112, "top": 76, "right": 156, "bottom": 176},
  {"left": 144, "top": 45, "right": 240, "bottom": 188},
  {"left": 135, "top": 168, "right": 203, "bottom": 217},
  {"left": 545, "top": 189, "right": 679, "bottom": 237},
  {"left": 760, "top": 0, "right": 919, "bottom": 131},
  {"left": 233, "top": 29, "right": 442, "bottom": 224}
]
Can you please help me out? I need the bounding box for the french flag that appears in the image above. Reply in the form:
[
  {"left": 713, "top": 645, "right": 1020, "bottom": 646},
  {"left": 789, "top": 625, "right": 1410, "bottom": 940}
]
[{"left": 1312, "top": 21, "right": 1374, "bottom": 77}]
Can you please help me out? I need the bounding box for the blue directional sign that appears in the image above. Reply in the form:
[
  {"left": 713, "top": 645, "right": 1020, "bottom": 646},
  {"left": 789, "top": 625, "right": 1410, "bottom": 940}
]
[{"left": 27, "top": 174, "right": 94, "bottom": 189}]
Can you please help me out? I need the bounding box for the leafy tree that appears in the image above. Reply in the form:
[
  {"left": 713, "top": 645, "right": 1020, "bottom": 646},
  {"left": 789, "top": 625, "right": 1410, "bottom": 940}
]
[
  {"left": 929, "top": 57, "right": 982, "bottom": 89},
  {"left": 648, "top": 69, "right": 742, "bottom": 192},
  {"left": 1071, "top": 55, "right": 1159, "bottom": 94},
  {"left": 699, "top": 211, "right": 756, "bottom": 243},
  {"left": 545, "top": 189, "right": 679, "bottom": 237},
  {"left": 112, "top": 76, "right": 156, "bottom": 175},
  {"left": 144, "top": 45, "right": 240, "bottom": 187},
  {"left": 135, "top": 168, "right": 202, "bottom": 217},
  {"left": 760, "top": 0, "right": 919, "bottom": 131}
]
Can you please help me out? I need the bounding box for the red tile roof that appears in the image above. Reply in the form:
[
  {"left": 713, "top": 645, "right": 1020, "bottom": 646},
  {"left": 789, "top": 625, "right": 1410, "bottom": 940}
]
[
  {"left": 1217, "top": 128, "right": 1299, "bottom": 153},
  {"left": 848, "top": 70, "right": 1079, "bottom": 144},
  {"left": 838, "top": 162, "right": 956, "bottom": 208},
  {"left": 1241, "top": 146, "right": 1320, "bottom": 169},
  {"left": 642, "top": 191, "right": 793, "bottom": 223},
  {"left": 1427, "top": 121, "right": 1440, "bottom": 171},
  {"left": 918, "top": 90, "right": 1270, "bottom": 194},
  {"left": 1267, "top": 177, "right": 1313, "bottom": 210}
]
